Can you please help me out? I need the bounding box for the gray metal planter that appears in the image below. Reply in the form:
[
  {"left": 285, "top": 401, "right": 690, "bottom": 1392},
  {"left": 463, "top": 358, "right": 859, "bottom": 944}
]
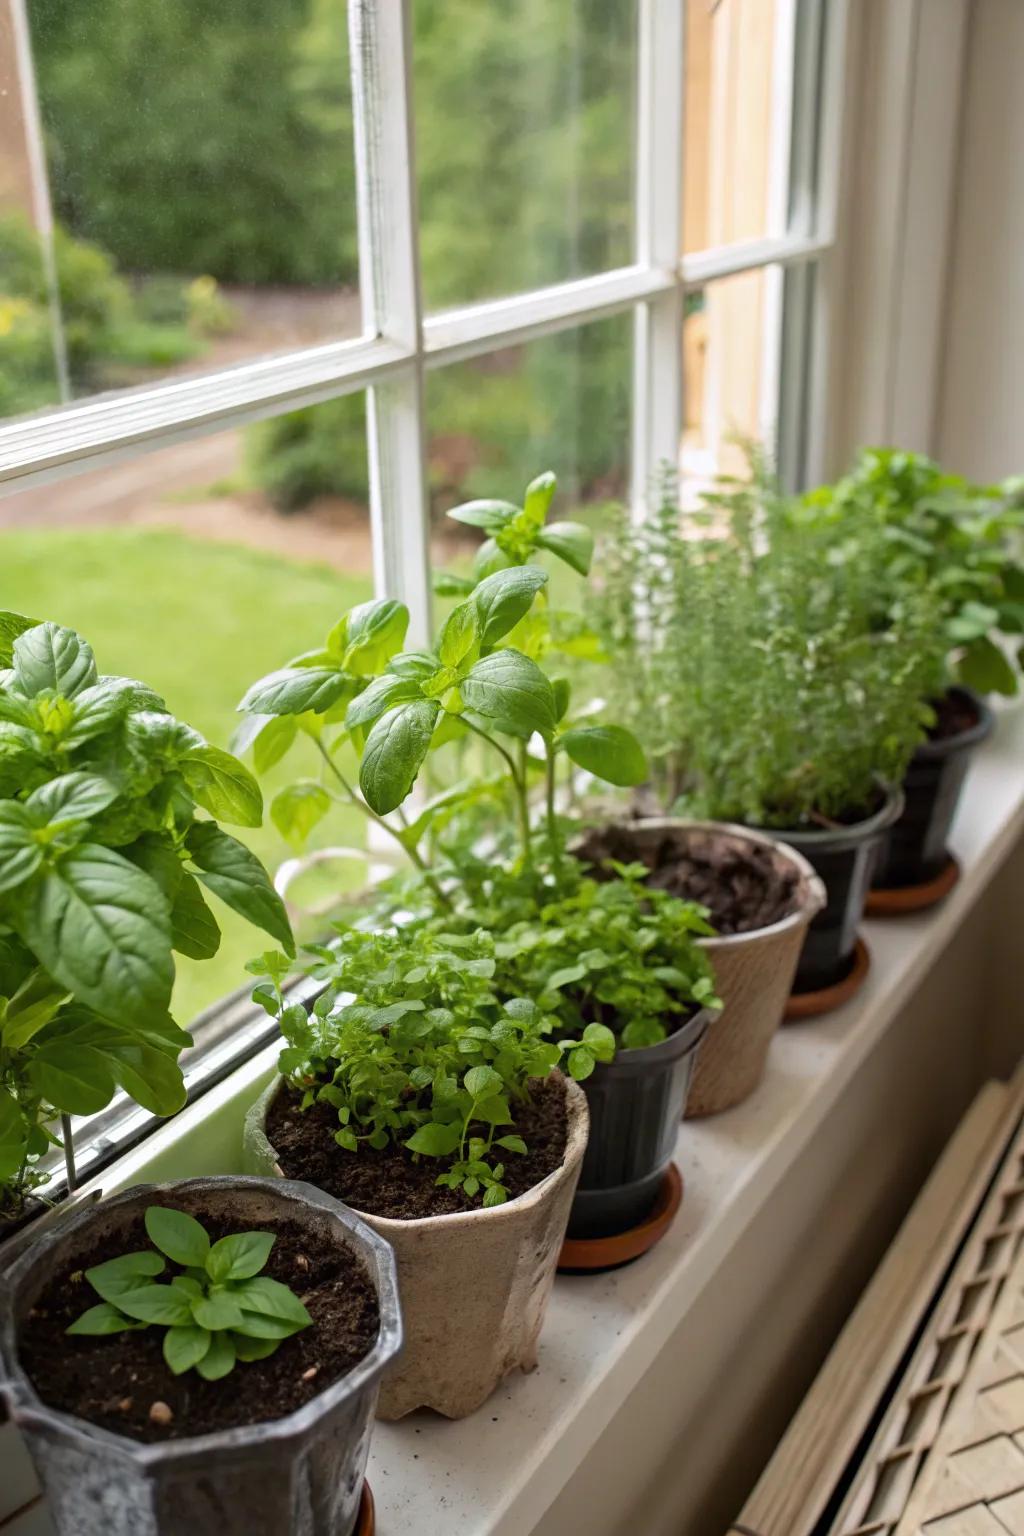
[{"left": 0, "top": 1177, "right": 402, "bottom": 1536}]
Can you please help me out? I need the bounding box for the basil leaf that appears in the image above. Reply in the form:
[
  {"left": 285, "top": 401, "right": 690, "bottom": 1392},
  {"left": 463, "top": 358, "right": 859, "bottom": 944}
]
[
  {"left": 560, "top": 724, "right": 647, "bottom": 787},
  {"left": 0, "top": 803, "right": 43, "bottom": 895},
  {"left": 0, "top": 1089, "right": 27, "bottom": 1183},
  {"left": 464, "top": 1064, "right": 503, "bottom": 1099},
  {"left": 191, "top": 1292, "right": 245, "bottom": 1331},
  {"left": 0, "top": 611, "right": 38, "bottom": 669},
  {"left": 232, "top": 1275, "right": 312, "bottom": 1328},
  {"left": 196, "top": 1330, "right": 236, "bottom": 1381},
  {"left": 185, "top": 822, "right": 294, "bottom": 953},
  {"left": 232, "top": 1334, "right": 281, "bottom": 1361},
  {"left": 335, "top": 599, "right": 409, "bottom": 675},
  {"left": 62, "top": 682, "right": 133, "bottom": 749},
  {"left": 170, "top": 873, "right": 222, "bottom": 961},
  {"left": 26, "top": 772, "right": 120, "bottom": 827},
  {"left": 181, "top": 744, "right": 263, "bottom": 828},
  {"left": 404, "top": 1120, "right": 462, "bottom": 1157},
  {"left": 205, "top": 1230, "right": 275, "bottom": 1283},
  {"left": 345, "top": 673, "right": 424, "bottom": 731},
  {"left": 115, "top": 1284, "right": 194, "bottom": 1327},
  {"left": 0, "top": 969, "right": 70, "bottom": 1051},
  {"left": 238, "top": 666, "right": 354, "bottom": 717},
  {"left": 446, "top": 499, "right": 519, "bottom": 532},
  {"left": 536, "top": 519, "right": 594, "bottom": 576},
  {"left": 473, "top": 567, "right": 549, "bottom": 650},
  {"left": 270, "top": 781, "right": 331, "bottom": 848},
  {"left": 437, "top": 600, "right": 480, "bottom": 669},
  {"left": 251, "top": 714, "right": 298, "bottom": 773},
  {"left": 461, "top": 649, "right": 555, "bottom": 739},
  {"left": 28, "top": 1041, "right": 117, "bottom": 1115},
  {"left": 86, "top": 1251, "right": 166, "bottom": 1305},
  {"left": 232, "top": 1311, "right": 299, "bottom": 1340},
  {"left": 16, "top": 844, "right": 173, "bottom": 1028},
  {"left": 13, "top": 623, "right": 97, "bottom": 699},
  {"left": 359, "top": 699, "right": 440, "bottom": 815},
  {"left": 522, "top": 470, "right": 557, "bottom": 528},
  {"left": 67, "top": 1303, "right": 141, "bottom": 1337},
  {"left": 164, "top": 1325, "right": 212, "bottom": 1375},
  {"left": 145, "top": 1206, "right": 211, "bottom": 1267}
]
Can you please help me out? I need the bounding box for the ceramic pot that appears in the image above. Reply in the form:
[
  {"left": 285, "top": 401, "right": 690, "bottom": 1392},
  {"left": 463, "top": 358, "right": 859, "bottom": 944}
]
[
  {"left": 0, "top": 1177, "right": 401, "bottom": 1536},
  {"left": 244, "top": 1074, "right": 587, "bottom": 1420}
]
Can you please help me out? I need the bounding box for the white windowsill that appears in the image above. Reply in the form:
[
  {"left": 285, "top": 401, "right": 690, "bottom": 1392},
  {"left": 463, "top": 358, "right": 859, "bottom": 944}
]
[{"left": 8, "top": 701, "right": 1024, "bottom": 1536}]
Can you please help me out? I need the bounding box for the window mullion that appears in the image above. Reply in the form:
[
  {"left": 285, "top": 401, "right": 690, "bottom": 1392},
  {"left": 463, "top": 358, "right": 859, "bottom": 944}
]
[
  {"left": 349, "top": 0, "right": 432, "bottom": 644},
  {"left": 631, "top": 0, "right": 684, "bottom": 516}
]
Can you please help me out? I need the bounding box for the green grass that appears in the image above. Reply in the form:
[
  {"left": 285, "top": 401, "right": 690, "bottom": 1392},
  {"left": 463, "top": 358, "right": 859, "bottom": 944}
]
[{"left": 1, "top": 526, "right": 374, "bottom": 1023}]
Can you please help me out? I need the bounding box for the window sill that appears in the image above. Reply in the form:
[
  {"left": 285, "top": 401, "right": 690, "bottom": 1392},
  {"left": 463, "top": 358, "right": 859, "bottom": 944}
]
[{"left": 6, "top": 702, "right": 1024, "bottom": 1536}]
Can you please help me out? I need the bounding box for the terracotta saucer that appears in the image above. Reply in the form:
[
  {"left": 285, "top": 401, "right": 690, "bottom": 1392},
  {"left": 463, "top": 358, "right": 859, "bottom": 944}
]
[
  {"left": 865, "top": 855, "right": 960, "bottom": 916},
  {"left": 784, "top": 936, "right": 871, "bottom": 1022},
  {"left": 557, "top": 1164, "right": 683, "bottom": 1273},
  {"left": 356, "top": 1482, "right": 375, "bottom": 1536}
]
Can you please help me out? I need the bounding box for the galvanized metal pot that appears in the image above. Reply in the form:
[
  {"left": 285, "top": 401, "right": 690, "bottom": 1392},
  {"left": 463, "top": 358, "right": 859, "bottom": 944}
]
[{"left": 0, "top": 1177, "right": 401, "bottom": 1536}]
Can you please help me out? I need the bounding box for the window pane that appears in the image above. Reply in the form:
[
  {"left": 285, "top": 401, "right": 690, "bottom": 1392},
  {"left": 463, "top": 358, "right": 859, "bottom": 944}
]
[
  {"left": 2, "top": 0, "right": 360, "bottom": 422},
  {"left": 683, "top": 0, "right": 791, "bottom": 254},
  {"left": 681, "top": 266, "right": 783, "bottom": 499},
  {"left": 414, "top": 1, "right": 637, "bottom": 311},
  {"left": 0, "top": 402, "right": 373, "bottom": 1021}
]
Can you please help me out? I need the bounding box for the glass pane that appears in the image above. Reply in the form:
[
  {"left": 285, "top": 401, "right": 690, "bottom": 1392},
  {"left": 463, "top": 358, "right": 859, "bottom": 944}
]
[
  {"left": 0, "top": 401, "right": 373, "bottom": 1022},
  {"left": 681, "top": 266, "right": 782, "bottom": 500},
  {"left": 414, "top": 0, "right": 638, "bottom": 311},
  {"left": 682, "top": 0, "right": 790, "bottom": 254},
  {"left": 2, "top": 0, "right": 360, "bottom": 422}
]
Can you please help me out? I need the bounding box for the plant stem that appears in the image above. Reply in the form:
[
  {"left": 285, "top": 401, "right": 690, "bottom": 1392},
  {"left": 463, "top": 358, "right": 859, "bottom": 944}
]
[
  {"left": 461, "top": 717, "right": 533, "bottom": 867},
  {"left": 61, "top": 1113, "right": 77, "bottom": 1191},
  {"left": 314, "top": 739, "right": 453, "bottom": 910},
  {"left": 545, "top": 740, "right": 561, "bottom": 871}
]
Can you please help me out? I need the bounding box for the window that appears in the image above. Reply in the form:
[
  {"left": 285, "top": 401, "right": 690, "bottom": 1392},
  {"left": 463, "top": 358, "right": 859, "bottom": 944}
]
[{"left": 0, "top": 0, "right": 848, "bottom": 1068}]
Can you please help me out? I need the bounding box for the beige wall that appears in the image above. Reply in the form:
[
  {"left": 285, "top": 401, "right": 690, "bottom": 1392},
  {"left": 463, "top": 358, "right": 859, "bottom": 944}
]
[{"left": 936, "top": 0, "right": 1024, "bottom": 481}]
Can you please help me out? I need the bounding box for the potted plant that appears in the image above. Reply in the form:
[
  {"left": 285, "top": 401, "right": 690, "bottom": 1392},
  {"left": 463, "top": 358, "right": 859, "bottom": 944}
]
[
  {"left": 0, "top": 613, "right": 293, "bottom": 1245},
  {"left": 237, "top": 472, "right": 720, "bottom": 1261},
  {"left": 0, "top": 1175, "right": 400, "bottom": 1536},
  {"left": 242, "top": 926, "right": 588, "bottom": 1419},
  {"left": 793, "top": 451, "right": 1017, "bottom": 906},
  {"left": 570, "top": 819, "right": 825, "bottom": 1116},
  {"left": 587, "top": 467, "right": 949, "bottom": 1008}
]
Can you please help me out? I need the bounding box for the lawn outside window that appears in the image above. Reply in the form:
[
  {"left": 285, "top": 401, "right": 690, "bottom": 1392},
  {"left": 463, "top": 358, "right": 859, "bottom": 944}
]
[{"left": 0, "top": 0, "right": 851, "bottom": 1188}]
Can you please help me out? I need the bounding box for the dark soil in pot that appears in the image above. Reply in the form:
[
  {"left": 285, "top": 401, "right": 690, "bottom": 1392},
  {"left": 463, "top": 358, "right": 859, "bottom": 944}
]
[
  {"left": 575, "top": 822, "right": 800, "bottom": 933},
  {"left": 18, "top": 1208, "right": 379, "bottom": 1444},
  {"left": 266, "top": 1076, "right": 567, "bottom": 1220},
  {"left": 872, "top": 687, "right": 993, "bottom": 891}
]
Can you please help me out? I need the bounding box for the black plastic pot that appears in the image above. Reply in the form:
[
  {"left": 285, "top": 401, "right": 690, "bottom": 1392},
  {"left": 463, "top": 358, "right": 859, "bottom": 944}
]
[
  {"left": 872, "top": 688, "right": 993, "bottom": 890},
  {"left": 757, "top": 784, "right": 904, "bottom": 994},
  {"left": 0, "top": 1177, "right": 402, "bottom": 1536},
  {"left": 568, "top": 1006, "right": 714, "bottom": 1240}
]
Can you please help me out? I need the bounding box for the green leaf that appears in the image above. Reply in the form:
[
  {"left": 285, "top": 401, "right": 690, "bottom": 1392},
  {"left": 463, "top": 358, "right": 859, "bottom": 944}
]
[
  {"left": 345, "top": 674, "right": 424, "bottom": 731},
  {"left": 568, "top": 1047, "right": 595, "bottom": 1081},
  {"left": 67, "top": 1303, "right": 140, "bottom": 1337},
  {"left": 552, "top": 677, "right": 571, "bottom": 723},
  {"left": 196, "top": 1330, "right": 236, "bottom": 1381},
  {"left": 13, "top": 623, "right": 97, "bottom": 698},
  {"left": 0, "top": 804, "right": 43, "bottom": 895},
  {"left": 404, "top": 1120, "right": 462, "bottom": 1157},
  {"left": 464, "top": 1064, "right": 502, "bottom": 1099},
  {"left": 473, "top": 567, "right": 549, "bottom": 650},
  {"left": 185, "top": 823, "right": 294, "bottom": 953},
  {"left": 233, "top": 1333, "right": 281, "bottom": 1362},
  {"left": 191, "top": 1291, "right": 245, "bottom": 1331},
  {"left": 114, "top": 1284, "right": 195, "bottom": 1326},
  {"left": 232, "top": 1275, "right": 312, "bottom": 1328},
  {"left": 496, "top": 1135, "right": 528, "bottom": 1155},
  {"left": 16, "top": 844, "right": 173, "bottom": 1028},
  {"left": 62, "top": 682, "right": 134, "bottom": 750},
  {"left": 473, "top": 1093, "right": 512, "bottom": 1126},
  {"left": 145, "top": 1205, "right": 211, "bottom": 1266},
  {"left": 461, "top": 649, "right": 555, "bottom": 739},
  {"left": 181, "top": 745, "right": 263, "bottom": 828},
  {"left": 523, "top": 470, "right": 557, "bottom": 528},
  {"left": 85, "top": 1251, "right": 166, "bottom": 1305},
  {"left": 359, "top": 698, "right": 441, "bottom": 815},
  {"left": 0, "top": 611, "right": 37, "bottom": 668},
  {"left": 437, "top": 601, "right": 480, "bottom": 669},
  {"left": 170, "top": 873, "right": 222, "bottom": 961},
  {"left": 29, "top": 1042, "right": 117, "bottom": 1115},
  {"left": 483, "top": 1185, "right": 507, "bottom": 1208},
  {"left": 335, "top": 599, "right": 410, "bottom": 675},
  {"left": 254, "top": 713, "right": 299, "bottom": 773},
  {"left": 232, "top": 1310, "right": 299, "bottom": 1340},
  {"left": 536, "top": 520, "right": 594, "bottom": 576},
  {"left": 238, "top": 666, "right": 353, "bottom": 718},
  {"left": 581, "top": 1022, "right": 617, "bottom": 1063},
  {"left": 957, "top": 634, "right": 1018, "bottom": 697},
  {"left": 270, "top": 781, "right": 331, "bottom": 849},
  {"left": 26, "top": 773, "right": 120, "bottom": 827},
  {"left": 446, "top": 498, "right": 519, "bottom": 532},
  {"left": 164, "top": 1325, "right": 212, "bottom": 1375},
  {"left": 0, "top": 1089, "right": 28, "bottom": 1183},
  {"left": 205, "top": 1230, "right": 275, "bottom": 1284},
  {"left": 560, "top": 724, "right": 648, "bottom": 787},
  {"left": 1, "top": 969, "right": 70, "bottom": 1050}
]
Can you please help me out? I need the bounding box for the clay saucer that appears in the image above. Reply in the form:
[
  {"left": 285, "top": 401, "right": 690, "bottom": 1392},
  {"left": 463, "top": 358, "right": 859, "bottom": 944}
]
[
  {"left": 356, "top": 1483, "right": 375, "bottom": 1536},
  {"left": 865, "top": 855, "right": 960, "bottom": 917},
  {"left": 784, "top": 936, "right": 871, "bottom": 1022},
  {"left": 557, "top": 1164, "right": 683, "bottom": 1273}
]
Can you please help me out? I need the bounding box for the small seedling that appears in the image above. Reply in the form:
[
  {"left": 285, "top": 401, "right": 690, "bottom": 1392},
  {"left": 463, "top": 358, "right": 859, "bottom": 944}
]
[{"left": 67, "top": 1206, "right": 312, "bottom": 1380}]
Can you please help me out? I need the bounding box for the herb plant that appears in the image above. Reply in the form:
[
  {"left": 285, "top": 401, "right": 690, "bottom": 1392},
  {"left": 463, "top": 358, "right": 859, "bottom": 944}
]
[
  {"left": 0, "top": 612, "right": 293, "bottom": 1220},
  {"left": 588, "top": 464, "right": 948, "bottom": 827},
  {"left": 253, "top": 925, "right": 600, "bottom": 1207},
  {"left": 433, "top": 470, "right": 595, "bottom": 590},
  {"left": 67, "top": 1205, "right": 311, "bottom": 1380},
  {"left": 793, "top": 448, "right": 1024, "bottom": 697}
]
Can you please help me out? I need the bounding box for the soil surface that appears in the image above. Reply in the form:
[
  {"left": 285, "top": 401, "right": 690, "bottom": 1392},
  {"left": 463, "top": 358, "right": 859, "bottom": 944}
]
[
  {"left": 575, "top": 823, "right": 800, "bottom": 935},
  {"left": 928, "top": 690, "right": 981, "bottom": 742},
  {"left": 267, "top": 1076, "right": 568, "bottom": 1220},
  {"left": 19, "top": 1210, "right": 379, "bottom": 1444}
]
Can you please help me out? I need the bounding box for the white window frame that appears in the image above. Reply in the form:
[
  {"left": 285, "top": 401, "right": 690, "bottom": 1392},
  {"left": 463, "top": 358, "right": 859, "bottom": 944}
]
[{"left": 0, "top": 0, "right": 851, "bottom": 643}]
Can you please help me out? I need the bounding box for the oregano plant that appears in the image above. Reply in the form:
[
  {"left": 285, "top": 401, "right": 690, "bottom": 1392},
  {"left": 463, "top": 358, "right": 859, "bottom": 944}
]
[
  {"left": 0, "top": 612, "right": 293, "bottom": 1221},
  {"left": 67, "top": 1205, "right": 311, "bottom": 1380}
]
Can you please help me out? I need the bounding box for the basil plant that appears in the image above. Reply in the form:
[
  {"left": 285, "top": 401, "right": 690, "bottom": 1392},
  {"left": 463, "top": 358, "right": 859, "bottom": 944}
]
[{"left": 0, "top": 612, "right": 293, "bottom": 1220}]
